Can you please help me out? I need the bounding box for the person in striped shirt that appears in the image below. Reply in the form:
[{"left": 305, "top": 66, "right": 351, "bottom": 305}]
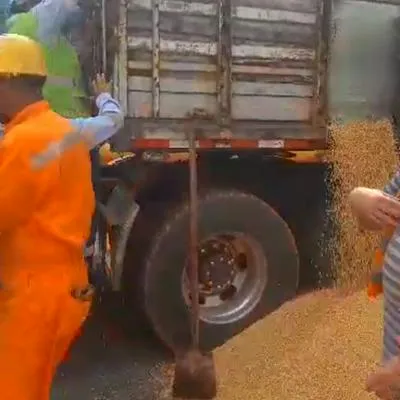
[{"left": 350, "top": 176, "right": 400, "bottom": 400}]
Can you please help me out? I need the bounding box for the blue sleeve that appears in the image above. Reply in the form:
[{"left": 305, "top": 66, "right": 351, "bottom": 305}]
[
  {"left": 71, "top": 93, "right": 124, "bottom": 149},
  {"left": 383, "top": 170, "right": 400, "bottom": 196},
  {"left": 31, "top": 0, "right": 71, "bottom": 43}
]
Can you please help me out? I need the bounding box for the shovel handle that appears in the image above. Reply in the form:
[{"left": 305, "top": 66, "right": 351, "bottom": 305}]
[{"left": 187, "top": 116, "right": 200, "bottom": 348}]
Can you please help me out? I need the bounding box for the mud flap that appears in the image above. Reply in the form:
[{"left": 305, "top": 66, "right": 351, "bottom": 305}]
[
  {"left": 91, "top": 184, "right": 139, "bottom": 291},
  {"left": 97, "top": 184, "right": 137, "bottom": 226},
  {"left": 111, "top": 201, "right": 140, "bottom": 290}
]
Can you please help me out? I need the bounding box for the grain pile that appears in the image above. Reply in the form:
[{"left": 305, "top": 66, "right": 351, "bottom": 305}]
[
  {"left": 329, "top": 120, "right": 398, "bottom": 289},
  {"left": 160, "top": 290, "right": 383, "bottom": 400},
  {"left": 214, "top": 290, "right": 382, "bottom": 400}
]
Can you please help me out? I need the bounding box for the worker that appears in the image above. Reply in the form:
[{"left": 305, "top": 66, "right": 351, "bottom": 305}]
[
  {"left": 349, "top": 182, "right": 400, "bottom": 400},
  {"left": 0, "top": 33, "right": 94, "bottom": 399},
  {"left": 5, "top": 0, "right": 125, "bottom": 271},
  {"left": 6, "top": 0, "right": 38, "bottom": 19}
]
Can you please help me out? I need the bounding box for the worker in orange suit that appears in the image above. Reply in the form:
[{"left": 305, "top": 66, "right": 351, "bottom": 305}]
[
  {"left": 367, "top": 227, "right": 394, "bottom": 300},
  {"left": 0, "top": 33, "right": 95, "bottom": 400}
]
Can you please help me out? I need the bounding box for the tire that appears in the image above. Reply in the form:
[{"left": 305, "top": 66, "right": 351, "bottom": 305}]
[{"left": 140, "top": 190, "right": 299, "bottom": 351}]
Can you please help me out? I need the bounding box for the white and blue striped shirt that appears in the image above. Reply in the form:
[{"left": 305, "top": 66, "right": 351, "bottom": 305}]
[{"left": 381, "top": 170, "right": 400, "bottom": 363}]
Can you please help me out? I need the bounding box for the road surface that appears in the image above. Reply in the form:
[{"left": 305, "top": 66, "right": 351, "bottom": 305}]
[{"left": 52, "top": 298, "right": 170, "bottom": 400}]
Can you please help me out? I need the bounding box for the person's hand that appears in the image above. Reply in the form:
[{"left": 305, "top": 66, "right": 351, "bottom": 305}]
[
  {"left": 349, "top": 187, "right": 400, "bottom": 230},
  {"left": 367, "top": 343, "right": 400, "bottom": 399},
  {"left": 92, "top": 73, "right": 111, "bottom": 96}
]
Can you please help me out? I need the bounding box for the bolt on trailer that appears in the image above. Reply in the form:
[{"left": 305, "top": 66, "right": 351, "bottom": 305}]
[{"left": 89, "top": 0, "right": 400, "bottom": 351}]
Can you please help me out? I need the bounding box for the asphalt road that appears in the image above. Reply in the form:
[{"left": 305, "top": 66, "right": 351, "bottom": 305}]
[{"left": 52, "top": 298, "right": 171, "bottom": 400}]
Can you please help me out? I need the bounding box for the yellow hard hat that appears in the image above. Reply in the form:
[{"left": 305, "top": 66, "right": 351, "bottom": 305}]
[{"left": 0, "top": 34, "right": 47, "bottom": 77}]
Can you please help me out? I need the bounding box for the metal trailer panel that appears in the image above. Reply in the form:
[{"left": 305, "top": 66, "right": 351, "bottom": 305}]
[
  {"left": 112, "top": 0, "right": 400, "bottom": 148},
  {"left": 329, "top": 0, "right": 400, "bottom": 122},
  {"left": 111, "top": 0, "right": 329, "bottom": 146}
]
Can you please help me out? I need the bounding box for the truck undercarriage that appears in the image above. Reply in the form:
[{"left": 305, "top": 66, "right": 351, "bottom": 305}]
[{"left": 86, "top": 0, "right": 398, "bottom": 351}]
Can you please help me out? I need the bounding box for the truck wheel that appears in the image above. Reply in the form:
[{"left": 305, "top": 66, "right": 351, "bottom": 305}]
[{"left": 140, "top": 190, "right": 299, "bottom": 351}]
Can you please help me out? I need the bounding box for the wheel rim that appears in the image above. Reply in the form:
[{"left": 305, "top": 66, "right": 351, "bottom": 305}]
[{"left": 182, "top": 232, "right": 267, "bottom": 325}]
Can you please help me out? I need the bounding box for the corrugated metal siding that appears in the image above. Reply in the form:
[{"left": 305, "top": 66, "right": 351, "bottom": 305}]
[
  {"left": 230, "top": 0, "right": 318, "bottom": 121},
  {"left": 127, "top": 0, "right": 218, "bottom": 119},
  {"left": 124, "top": 0, "right": 323, "bottom": 123}
]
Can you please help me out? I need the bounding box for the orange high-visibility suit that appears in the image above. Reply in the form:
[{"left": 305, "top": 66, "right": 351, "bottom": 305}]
[
  {"left": 367, "top": 226, "right": 396, "bottom": 300},
  {"left": 0, "top": 100, "right": 95, "bottom": 399}
]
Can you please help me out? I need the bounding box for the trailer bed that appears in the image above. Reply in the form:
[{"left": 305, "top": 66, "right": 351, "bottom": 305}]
[{"left": 111, "top": 0, "right": 329, "bottom": 149}]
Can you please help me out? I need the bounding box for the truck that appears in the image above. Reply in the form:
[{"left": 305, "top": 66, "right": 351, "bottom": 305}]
[{"left": 88, "top": 0, "right": 400, "bottom": 351}]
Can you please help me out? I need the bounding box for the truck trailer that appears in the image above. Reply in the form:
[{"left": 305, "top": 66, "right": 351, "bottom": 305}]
[{"left": 88, "top": 0, "right": 400, "bottom": 351}]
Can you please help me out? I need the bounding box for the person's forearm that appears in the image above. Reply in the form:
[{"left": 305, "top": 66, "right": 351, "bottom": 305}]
[
  {"left": 96, "top": 93, "right": 124, "bottom": 126},
  {"left": 32, "top": 0, "right": 76, "bottom": 43},
  {"left": 32, "top": 94, "right": 124, "bottom": 168},
  {"left": 349, "top": 187, "right": 383, "bottom": 231},
  {"left": 69, "top": 93, "right": 123, "bottom": 148},
  {"left": 92, "top": 93, "right": 124, "bottom": 144}
]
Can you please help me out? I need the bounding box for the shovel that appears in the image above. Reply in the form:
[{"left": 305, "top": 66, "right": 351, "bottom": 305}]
[{"left": 172, "top": 116, "right": 217, "bottom": 400}]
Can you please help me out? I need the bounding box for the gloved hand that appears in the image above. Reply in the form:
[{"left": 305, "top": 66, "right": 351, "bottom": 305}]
[{"left": 92, "top": 73, "right": 111, "bottom": 96}]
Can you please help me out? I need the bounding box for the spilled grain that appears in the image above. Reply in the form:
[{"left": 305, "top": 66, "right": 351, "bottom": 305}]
[
  {"left": 214, "top": 290, "right": 381, "bottom": 400},
  {"left": 329, "top": 120, "right": 397, "bottom": 289}
]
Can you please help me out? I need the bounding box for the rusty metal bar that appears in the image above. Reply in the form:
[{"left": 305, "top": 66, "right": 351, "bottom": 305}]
[
  {"left": 217, "top": 0, "right": 232, "bottom": 127},
  {"left": 217, "top": 0, "right": 223, "bottom": 124},
  {"left": 152, "top": 0, "right": 161, "bottom": 118},
  {"left": 117, "top": 0, "right": 128, "bottom": 114},
  {"left": 320, "top": 0, "right": 332, "bottom": 127},
  {"left": 101, "top": 0, "right": 107, "bottom": 73},
  {"left": 310, "top": 0, "right": 324, "bottom": 128},
  {"left": 186, "top": 115, "right": 200, "bottom": 347}
]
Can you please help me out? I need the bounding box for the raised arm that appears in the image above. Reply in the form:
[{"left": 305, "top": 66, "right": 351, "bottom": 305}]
[
  {"left": 71, "top": 92, "right": 124, "bottom": 148},
  {"left": 31, "top": 75, "right": 124, "bottom": 168},
  {"left": 72, "top": 73, "right": 124, "bottom": 147},
  {"left": 7, "top": 0, "right": 79, "bottom": 43}
]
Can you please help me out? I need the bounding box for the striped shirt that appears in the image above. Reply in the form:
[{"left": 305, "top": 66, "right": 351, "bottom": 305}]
[{"left": 382, "top": 169, "right": 400, "bottom": 362}]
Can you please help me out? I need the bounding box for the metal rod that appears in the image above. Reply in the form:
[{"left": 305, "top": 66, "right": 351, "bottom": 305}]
[
  {"left": 117, "top": 0, "right": 128, "bottom": 114},
  {"left": 188, "top": 119, "right": 200, "bottom": 347},
  {"left": 310, "top": 0, "right": 323, "bottom": 128},
  {"left": 216, "top": 0, "right": 232, "bottom": 127},
  {"left": 216, "top": 0, "right": 224, "bottom": 124},
  {"left": 101, "top": 0, "right": 107, "bottom": 73},
  {"left": 152, "top": 0, "right": 161, "bottom": 118}
]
